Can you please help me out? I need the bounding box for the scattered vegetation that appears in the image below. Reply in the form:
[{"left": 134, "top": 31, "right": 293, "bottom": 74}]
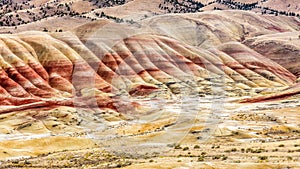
[
  {"left": 0, "top": 0, "right": 92, "bottom": 27},
  {"left": 0, "top": 0, "right": 298, "bottom": 27},
  {"left": 213, "top": 0, "right": 299, "bottom": 17},
  {"left": 95, "top": 12, "right": 136, "bottom": 24},
  {"left": 87, "top": 0, "right": 127, "bottom": 8},
  {"left": 0, "top": 148, "right": 134, "bottom": 168},
  {"left": 158, "top": 0, "right": 204, "bottom": 13}
]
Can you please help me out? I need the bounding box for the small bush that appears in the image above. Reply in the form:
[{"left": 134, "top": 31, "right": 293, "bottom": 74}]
[
  {"left": 194, "top": 145, "right": 200, "bottom": 149},
  {"left": 212, "top": 155, "right": 221, "bottom": 160},
  {"left": 222, "top": 156, "right": 228, "bottom": 160},
  {"left": 258, "top": 156, "right": 268, "bottom": 160},
  {"left": 183, "top": 147, "right": 189, "bottom": 151},
  {"left": 246, "top": 148, "right": 252, "bottom": 153},
  {"left": 197, "top": 157, "right": 204, "bottom": 162},
  {"left": 201, "top": 152, "right": 206, "bottom": 156},
  {"left": 224, "top": 150, "right": 231, "bottom": 153},
  {"left": 174, "top": 144, "right": 182, "bottom": 149}
]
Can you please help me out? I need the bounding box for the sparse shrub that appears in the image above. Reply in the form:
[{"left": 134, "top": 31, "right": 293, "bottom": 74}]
[
  {"left": 194, "top": 145, "right": 200, "bottom": 149},
  {"left": 278, "top": 144, "right": 285, "bottom": 147},
  {"left": 212, "top": 155, "right": 221, "bottom": 160},
  {"left": 183, "top": 147, "right": 189, "bottom": 151},
  {"left": 258, "top": 156, "right": 268, "bottom": 160},
  {"left": 224, "top": 150, "right": 230, "bottom": 153},
  {"left": 251, "top": 149, "right": 263, "bottom": 153},
  {"left": 231, "top": 148, "right": 237, "bottom": 152},
  {"left": 197, "top": 156, "right": 204, "bottom": 161},
  {"left": 174, "top": 144, "right": 182, "bottom": 149}
]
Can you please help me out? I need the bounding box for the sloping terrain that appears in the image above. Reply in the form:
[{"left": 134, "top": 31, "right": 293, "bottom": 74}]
[
  {"left": 0, "top": 11, "right": 299, "bottom": 114},
  {"left": 0, "top": 0, "right": 299, "bottom": 34},
  {"left": 0, "top": 10, "right": 299, "bottom": 168}
]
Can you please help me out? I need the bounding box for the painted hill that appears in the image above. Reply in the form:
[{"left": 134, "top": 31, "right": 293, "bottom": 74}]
[{"left": 0, "top": 10, "right": 299, "bottom": 114}]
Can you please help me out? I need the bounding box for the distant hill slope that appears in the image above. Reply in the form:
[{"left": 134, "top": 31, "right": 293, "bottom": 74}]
[{"left": 0, "top": 0, "right": 299, "bottom": 33}]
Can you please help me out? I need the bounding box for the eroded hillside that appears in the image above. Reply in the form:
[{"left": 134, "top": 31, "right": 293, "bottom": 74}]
[
  {"left": 0, "top": 10, "right": 300, "bottom": 168},
  {"left": 1, "top": 11, "right": 299, "bottom": 110}
]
